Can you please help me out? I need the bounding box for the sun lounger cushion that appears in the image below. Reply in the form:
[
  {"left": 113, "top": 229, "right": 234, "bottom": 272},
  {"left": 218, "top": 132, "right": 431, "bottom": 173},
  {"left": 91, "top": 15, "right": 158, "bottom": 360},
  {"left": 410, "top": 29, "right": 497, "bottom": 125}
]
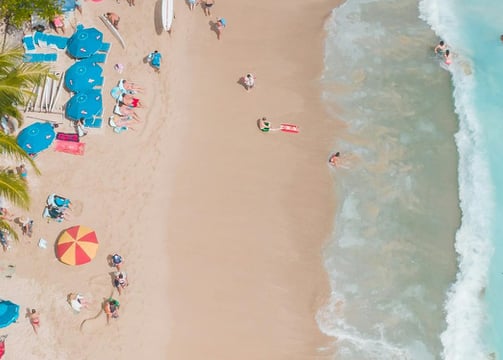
[
  {"left": 84, "top": 117, "right": 103, "bottom": 128},
  {"left": 23, "top": 36, "right": 36, "bottom": 52},
  {"left": 22, "top": 53, "right": 57, "bottom": 63},
  {"left": 87, "top": 52, "right": 107, "bottom": 64},
  {"left": 99, "top": 42, "right": 111, "bottom": 53}
]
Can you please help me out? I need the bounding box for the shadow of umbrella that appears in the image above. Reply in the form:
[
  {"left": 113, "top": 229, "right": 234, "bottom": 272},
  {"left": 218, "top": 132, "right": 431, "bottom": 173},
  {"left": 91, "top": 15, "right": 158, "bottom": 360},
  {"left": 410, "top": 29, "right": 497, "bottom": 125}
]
[
  {"left": 0, "top": 300, "right": 19, "bottom": 328},
  {"left": 65, "top": 60, "right": 103, "bottom": 92},
  {"left": 16, "top": 122, "right": 56, "bottom": 155},
  {"left": 65, "top": 90, "right": 103, "bottom": 122},
  {"left": 67, "top": 26, "right": 104, "bottom": 59}
]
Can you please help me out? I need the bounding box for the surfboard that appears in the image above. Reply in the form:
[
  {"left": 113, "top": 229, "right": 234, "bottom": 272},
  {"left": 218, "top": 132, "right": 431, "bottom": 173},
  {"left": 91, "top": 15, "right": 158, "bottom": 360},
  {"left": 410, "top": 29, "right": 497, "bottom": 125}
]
[
  {"left": 99, "top": 15, "right": 126, "bottom": 49},
  {"left": 162, "top": 0, "right": 174, "bottom": 31}
]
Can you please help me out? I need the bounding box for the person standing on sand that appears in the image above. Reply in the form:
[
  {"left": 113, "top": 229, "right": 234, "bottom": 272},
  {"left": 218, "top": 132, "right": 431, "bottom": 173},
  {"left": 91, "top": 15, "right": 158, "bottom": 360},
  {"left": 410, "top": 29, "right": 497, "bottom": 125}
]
[
  {"left": 188, "top": 0, "right": 198, "bottom": 11},
  {"left": 104, "top": 299, "right": 120, "bottom": 324},
  {"left": 202, "top": 0, "right": 214, "bottom": 16},
  {"left": 148, "top": 50, "right": 162, "bottom": 73},
  {"left": 216, "top": 18, "right": 226, "bottom": 40},
  {"left": 28, "top": 309, "right": 40, "bottom": 334},
  {"left": 111, "top": 253, "right": 124, "bottom": 270},
  {"left": 243, "top": 73, "right": 255, "bottom": 91}
]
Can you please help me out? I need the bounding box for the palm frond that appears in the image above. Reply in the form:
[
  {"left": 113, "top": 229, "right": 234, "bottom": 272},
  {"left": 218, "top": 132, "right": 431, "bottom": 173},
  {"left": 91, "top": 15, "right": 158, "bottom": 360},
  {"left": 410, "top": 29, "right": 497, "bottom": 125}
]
[
  {"left": 0, "top": 170, "right": 30, "bottom": 210},
  {"left": 0, "top": 133, "right": 40, "bottom": 175},
  {"left": 0, "top": 220, "right": 19, "bottom": 242}
]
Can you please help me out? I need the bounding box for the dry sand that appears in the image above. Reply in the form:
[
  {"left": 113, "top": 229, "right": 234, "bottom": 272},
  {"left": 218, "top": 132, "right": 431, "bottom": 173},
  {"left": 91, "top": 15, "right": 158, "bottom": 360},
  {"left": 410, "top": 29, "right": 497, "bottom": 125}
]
[{"left": 0, "top": 0, "right": 341, "bottom": 358}]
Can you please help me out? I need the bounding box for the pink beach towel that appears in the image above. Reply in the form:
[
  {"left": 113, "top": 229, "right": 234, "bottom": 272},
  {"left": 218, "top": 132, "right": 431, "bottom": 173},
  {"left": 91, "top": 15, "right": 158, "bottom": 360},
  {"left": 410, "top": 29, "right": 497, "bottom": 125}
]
[
  {"left": 56, "top": 132, "right": 80, "bottom": 142},
  {"left": 54, "top": 140, "right": 86, "bottom": 155}
]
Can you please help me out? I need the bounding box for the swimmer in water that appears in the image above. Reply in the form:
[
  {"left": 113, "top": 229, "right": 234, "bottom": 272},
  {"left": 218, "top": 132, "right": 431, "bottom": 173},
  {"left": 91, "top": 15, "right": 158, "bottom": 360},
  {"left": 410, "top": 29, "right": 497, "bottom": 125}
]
[
  {"left": 434, "top": 40, "right": 447, "bottom": 54},
  {"left": 328, "top": 152, "right": 340, "bottom": 167},
  {"left": 444, "top": 49, "right": 452, "bottom": 65}
]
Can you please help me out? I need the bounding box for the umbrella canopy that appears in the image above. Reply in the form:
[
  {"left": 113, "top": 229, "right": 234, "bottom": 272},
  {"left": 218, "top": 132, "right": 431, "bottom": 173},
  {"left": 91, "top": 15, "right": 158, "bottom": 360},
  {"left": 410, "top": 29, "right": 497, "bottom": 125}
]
[
  {"left": 0, "top": 300, "right": 19, "bottom": 328},
  {"left": 56, "top": 225, "right": 98, "bottom": 265},
  {"left": 65, "top": 60, "right": 103, "bottom": 92},
  {"left": 67, "top": 27, "right": 104, "bottom": 59},
  {"left": 16, "top": 122, "right": 56, "bottom": 154},
  {"left": 65, "top": 89, "right": 103, "bottom": 121}
]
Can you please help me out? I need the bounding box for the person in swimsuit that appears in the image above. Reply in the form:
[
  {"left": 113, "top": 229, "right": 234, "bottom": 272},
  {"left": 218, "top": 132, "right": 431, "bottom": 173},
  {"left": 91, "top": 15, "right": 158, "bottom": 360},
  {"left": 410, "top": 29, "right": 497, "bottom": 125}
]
[
  {"left": 121, "top": 94, "right": 144, "bottom": 108},
  {"left": 28, "top": 309, "right": 40, "bottom": 334},
  {"left": 17, "top": 164, "right": 27, "bottom": 181},
  {"left": 110, "top": 253, "right": 124, "bottom": 270},
  {"left": 0, "top": 208, "right": 14, "bottom": 222},
  {"left": 52, "top": 15, "right": 65, "bottom": 35},
  {"left": 118, "top": 79, "right": 145, "bottom": 94},
  {"left": 106, "top": 13, "right": 120, "bottom": 30},
  {"left": 444, "top": 49, "right": 452, "bottom": 65},
  {"left": 216, "top": 18, "right": 226, "bottom": 40},
  {"left": 258, "top": 117, "right": 271, "bottom": 132},
  {"left": 244, "top": 73, "right": 255, "bottom": 91},
  {"left": 434, "top": 40, "right": 447, "bottom": 54},
  {"left": 113, "top": 272, "right": 129, "bottom": 295},
  {"left": 104, "top": 299, "right": 120, "bottom": 324},
  {"left": 329, "top": 152, "right": 341, "bottom": 167},
  {"left": 202, "top": 0, "right": 214, "bottom": 16},
  {"left": 188, "top": 0, "right": 198, "bottom": 11}
]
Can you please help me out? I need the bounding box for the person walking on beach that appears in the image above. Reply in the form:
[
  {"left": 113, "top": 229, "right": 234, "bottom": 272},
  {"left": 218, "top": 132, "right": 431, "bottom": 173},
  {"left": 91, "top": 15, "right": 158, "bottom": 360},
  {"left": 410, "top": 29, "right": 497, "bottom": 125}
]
[
  {"left": 28, "top": 309, "right": 40, "bottom": 334},
  {"left": 113, "top": 271, "right": 129, "bottom": 295},
  {"left": 110, "top": 253, "right": 124, "bottom": 271},
  {"left": 147, "top": 50, "right": 162, "bottom": 73},
  {"left": 216, "top": 18, "right": 226, "bottom": 40},
  {"left": 188, "top": 0, "right": 198, "bottom": 11},
  {"left": 104, "top": 299, "right": 120, "bottom": 324},
  {"left": 434, "top": 40, "right": 447, "bottom": 54},
  {"left": 202, "top": 0, "right": 214, "bottom": 16},
  {"left": 243, "top": 73, "right": 255, "bottom": 91}
]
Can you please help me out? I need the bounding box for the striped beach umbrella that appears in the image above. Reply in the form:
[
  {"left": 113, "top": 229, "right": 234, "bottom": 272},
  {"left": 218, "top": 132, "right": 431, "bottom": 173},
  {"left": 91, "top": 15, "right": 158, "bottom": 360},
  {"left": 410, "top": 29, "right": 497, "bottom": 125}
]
[{"left": 56, "top": 226, "right": 98, "bottom": 265}]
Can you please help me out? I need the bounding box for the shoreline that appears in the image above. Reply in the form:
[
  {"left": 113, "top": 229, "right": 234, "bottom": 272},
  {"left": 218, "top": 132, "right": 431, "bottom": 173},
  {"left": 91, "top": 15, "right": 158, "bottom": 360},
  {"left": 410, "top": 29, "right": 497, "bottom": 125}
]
[{"left": 0, "top": 0, "right": 342, "bottom": 358}]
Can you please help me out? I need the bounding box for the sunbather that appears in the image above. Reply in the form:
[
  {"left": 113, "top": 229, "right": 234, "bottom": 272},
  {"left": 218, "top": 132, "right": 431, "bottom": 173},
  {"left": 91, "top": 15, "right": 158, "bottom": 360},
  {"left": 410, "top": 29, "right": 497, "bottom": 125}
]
[
  {"left": 120, "top": 94, "right": 144, "bottom": 108},
  {"left": 105, "top": 12, "right": 120, "bottom": 30},
  {"left": 118, "top": 79, "right": 144, "bottom": 94},
  {"left": 115, "top": 103, "right": 141, "bottom": 121},
  {"left": 52, "top": 15, "right": 65, "bottom": 35}
]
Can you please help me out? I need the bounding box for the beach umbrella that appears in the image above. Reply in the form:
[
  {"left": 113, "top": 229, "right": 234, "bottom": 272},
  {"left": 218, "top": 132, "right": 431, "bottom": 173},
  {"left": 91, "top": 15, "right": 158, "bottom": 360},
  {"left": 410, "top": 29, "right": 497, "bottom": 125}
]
[
  {"left": 65, "top": 60, "right": 103, "bottom": 92},
  {"left": 0, "top": 300, "right": 19, "bottom": 328},
  {"left": 65, "top": 89, "right": 103, "bottom": 121},
  {"left": 67, "top": 27, "right": 104, "bottom": 59},
  {"left": 16, "top": 122, "right": 56, "bottom": 154},
  {"left": 56, "top": 225, "right": 99, "bottom": 266}
]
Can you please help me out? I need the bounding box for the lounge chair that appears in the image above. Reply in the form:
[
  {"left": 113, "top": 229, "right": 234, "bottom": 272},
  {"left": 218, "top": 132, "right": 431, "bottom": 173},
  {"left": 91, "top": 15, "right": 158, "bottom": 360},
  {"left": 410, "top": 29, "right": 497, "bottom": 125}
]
[
  {"left": 108, "top": 116, "right": 128, "bottom": 134},
  {"left": 22, "top": 36, "right": 36, "bottom": 52},
  {"left": 43, "top": 34, "right": 69, "bottom": 50},
  {"left": 87, "top": 52, "right": 107, "bottom": 64},
  {"left": 22, "top": 53, "right": 57, "bottom": 63},
  {"left": 84, "top": 117, "right": 103, "bottom": 128}
]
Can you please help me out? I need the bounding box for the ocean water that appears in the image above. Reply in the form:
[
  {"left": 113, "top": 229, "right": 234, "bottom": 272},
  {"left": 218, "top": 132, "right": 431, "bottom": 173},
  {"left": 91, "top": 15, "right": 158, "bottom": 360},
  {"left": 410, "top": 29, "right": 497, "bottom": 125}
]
[{"left": 317, "top": 0, "right": 503, "bottom": 358}]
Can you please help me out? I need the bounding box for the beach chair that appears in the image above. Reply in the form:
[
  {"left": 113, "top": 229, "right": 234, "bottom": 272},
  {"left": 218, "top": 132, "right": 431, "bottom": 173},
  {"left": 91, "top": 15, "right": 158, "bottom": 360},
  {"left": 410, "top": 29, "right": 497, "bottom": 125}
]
[
  {"left": 84, "top": 116, "right": 103, "bottom": 128},
  {"left": 22, "top": 36, "right": 36, "bottom": 52},
  {"left": 99, "top": 42, "right": 111, "bottom": 53},
  {"left": 43, "top": 34, "right": 69, "bottom": 50},
  {"left": 87, "top": 52, "right": 107, "bottom": 64},
  {"left": 22, "top": 53, "right": 57, "bottom": 63}
]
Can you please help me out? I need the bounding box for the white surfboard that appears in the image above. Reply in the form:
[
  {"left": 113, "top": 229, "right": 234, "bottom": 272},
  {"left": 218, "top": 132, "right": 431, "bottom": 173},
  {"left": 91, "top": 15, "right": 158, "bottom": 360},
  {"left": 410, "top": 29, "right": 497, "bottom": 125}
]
[
  {"left": 162, "top": 0, "right": 174, "bottom": 31},
  {"left": 99, "top": 15, "right": 126, "bottom": 49}
]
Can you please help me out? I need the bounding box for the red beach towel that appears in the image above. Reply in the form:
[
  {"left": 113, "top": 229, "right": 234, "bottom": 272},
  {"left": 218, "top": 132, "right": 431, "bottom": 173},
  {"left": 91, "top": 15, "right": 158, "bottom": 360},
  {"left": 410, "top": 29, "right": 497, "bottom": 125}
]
[{"left": 54, "top": 140, "right": 86, "bottom": 155}]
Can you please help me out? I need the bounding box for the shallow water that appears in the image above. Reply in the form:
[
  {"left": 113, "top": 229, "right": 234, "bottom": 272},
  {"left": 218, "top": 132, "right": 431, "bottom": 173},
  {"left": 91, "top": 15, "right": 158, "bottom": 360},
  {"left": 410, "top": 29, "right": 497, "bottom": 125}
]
[{"left": 318, "top": 0, "right": 461, "bottom": 358}]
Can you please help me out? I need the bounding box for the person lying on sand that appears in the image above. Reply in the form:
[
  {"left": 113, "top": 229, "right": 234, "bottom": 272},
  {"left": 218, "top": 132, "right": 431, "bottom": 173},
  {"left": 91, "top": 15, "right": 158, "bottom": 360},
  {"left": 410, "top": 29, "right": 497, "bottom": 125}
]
[
  {"left": 105, "top": 12, "right": 120, "bottom": 30},
  {"left": 120, "top": 94, "right": 144, "bottom": 108},
  {"left": 116, "top": 104, "right": 141, "bottom": 122},
  {"left": 118, "top": 79, "right": 145, "bottom": 94}
]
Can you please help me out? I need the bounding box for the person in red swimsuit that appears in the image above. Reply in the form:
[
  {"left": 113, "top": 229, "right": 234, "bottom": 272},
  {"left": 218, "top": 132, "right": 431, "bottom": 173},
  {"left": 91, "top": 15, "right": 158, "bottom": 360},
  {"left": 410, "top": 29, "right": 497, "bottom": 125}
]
[{"left": 120, "top": 94, "right": 144, "bottom": 108}]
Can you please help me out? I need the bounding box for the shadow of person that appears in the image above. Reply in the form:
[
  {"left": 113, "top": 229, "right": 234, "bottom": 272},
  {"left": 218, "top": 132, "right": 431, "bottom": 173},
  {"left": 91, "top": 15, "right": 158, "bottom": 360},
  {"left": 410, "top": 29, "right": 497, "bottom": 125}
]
[{"left": 209, "top": 20, "right": 218, "bottom": 38}]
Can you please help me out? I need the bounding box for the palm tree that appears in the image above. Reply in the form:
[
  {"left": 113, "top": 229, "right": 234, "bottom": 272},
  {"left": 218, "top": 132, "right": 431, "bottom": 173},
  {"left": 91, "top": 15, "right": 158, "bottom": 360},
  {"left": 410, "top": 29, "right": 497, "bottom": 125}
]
[{"left": 0, "top": 46, "right": 52, "bottom": 240}]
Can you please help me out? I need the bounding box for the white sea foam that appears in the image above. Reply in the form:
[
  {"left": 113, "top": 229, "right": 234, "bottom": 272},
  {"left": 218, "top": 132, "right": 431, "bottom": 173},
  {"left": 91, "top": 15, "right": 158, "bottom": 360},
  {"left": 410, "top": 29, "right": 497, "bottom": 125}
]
[{"left": 420, "top": 0, "right": 495, "bottom": 359}]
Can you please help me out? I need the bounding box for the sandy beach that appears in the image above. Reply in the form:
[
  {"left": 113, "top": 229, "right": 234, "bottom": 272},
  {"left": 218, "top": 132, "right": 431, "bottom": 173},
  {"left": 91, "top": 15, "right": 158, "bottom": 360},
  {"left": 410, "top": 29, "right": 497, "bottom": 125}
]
[{"left": 0, "top": 0, "right": 340, "bottom": 358}]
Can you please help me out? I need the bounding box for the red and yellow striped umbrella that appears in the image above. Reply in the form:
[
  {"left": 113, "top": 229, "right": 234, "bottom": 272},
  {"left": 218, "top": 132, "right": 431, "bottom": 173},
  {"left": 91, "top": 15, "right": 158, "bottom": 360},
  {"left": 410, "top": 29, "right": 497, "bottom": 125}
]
[{"left": 56, "top": 226, "right": 99, "bottom": 265}]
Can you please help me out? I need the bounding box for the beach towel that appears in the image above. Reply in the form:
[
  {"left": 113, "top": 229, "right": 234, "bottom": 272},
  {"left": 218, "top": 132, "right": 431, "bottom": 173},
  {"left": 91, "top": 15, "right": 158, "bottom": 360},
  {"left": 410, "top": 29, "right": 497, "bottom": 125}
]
[
  {"left": 54, "top": 140, "right": 86, "bottom": 155},
  {"left": 56, "top": 132, "right": 80, "bottom": 142}
]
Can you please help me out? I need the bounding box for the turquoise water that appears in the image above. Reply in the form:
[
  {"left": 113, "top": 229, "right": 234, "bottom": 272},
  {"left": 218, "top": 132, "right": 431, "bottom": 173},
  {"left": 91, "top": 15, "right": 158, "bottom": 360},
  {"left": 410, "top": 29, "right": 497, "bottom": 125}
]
[{"left": 316, "top": 0, "right": 503, "bottom": 358}]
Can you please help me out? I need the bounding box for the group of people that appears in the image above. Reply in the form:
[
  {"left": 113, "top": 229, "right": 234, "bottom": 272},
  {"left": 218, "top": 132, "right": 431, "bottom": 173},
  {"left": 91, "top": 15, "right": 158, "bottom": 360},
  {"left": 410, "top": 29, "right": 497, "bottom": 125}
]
[
  {"left": 104, "top": 253, "right": 129, "bottom": 323},
  {"left": 110, "top": 79, "right": 146, "bottom": 132},
  {"left": 434, "top": 40, "right": 452, "bottom": 65},
  {"left": 43, "top": 194, "right": 72, "bottom": 222}
]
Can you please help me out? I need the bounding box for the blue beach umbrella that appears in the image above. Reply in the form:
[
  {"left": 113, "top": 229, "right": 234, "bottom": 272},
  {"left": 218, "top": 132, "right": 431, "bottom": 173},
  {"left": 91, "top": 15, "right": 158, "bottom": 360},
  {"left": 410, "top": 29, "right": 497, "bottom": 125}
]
[
  {"left": 65, "top": 60, "right": 103, "bottom": 92},
  {"left": 0, "top": 300, "right": 19, "bottom": 328},
  {"left": 65, "top": 90, "right": 103, "bottom": 121},
  {"left": 67, "top": 27, "right": 103, "bottom": 59},
  {"left": 16, "top": 122, "right": 56, "bottom": 155}
]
